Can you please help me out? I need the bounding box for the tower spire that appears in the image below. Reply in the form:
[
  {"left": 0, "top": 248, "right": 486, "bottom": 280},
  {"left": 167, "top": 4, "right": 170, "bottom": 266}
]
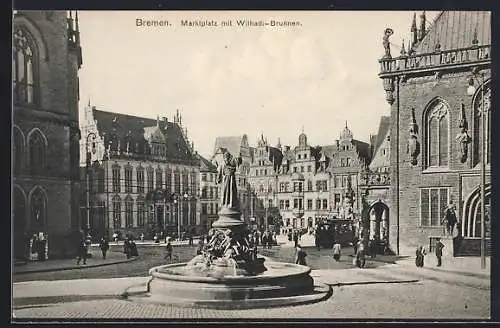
[
  {"left": 418, "top": 11, "right": 426, "bottom": 41},
  {"left": 400, "top": 39, "right": 406, "bottom": 55},
  {"left": 75, "top": 11, "right": 80, "bottom": 45},
  {"left": 411, "top": 13, "right": 418, "bottom": 47}
]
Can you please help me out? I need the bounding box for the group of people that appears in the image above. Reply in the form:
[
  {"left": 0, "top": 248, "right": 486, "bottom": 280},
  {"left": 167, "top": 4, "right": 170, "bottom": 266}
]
[
  {"left": 415, "top": 238, "right": 445, "bottom": 268},
  {"left": 288, "top": 230, "right": 303, "bottom": 247}
]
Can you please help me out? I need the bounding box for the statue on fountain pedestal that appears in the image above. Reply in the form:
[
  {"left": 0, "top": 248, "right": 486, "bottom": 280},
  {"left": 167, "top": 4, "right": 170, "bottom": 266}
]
[{"left": 217, "top": 150, "right": 242, "bottom": 211}]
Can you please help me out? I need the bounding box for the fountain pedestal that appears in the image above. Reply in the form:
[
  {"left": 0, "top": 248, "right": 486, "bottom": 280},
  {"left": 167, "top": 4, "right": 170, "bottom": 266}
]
[{"left": 124, "top": 150, "right": 331, "bottom": 309}]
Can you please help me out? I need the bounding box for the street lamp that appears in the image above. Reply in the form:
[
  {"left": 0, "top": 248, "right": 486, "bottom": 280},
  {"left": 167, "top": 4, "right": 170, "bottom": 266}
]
[
  {"left": 467, "top": 71, "right": 488, "bottom": 269},
  {"left": 174, "top": 192, "right": 189, "bottom": 240},
  {"left": 85, "top": 132, "right": 97, "bottom": 234}
]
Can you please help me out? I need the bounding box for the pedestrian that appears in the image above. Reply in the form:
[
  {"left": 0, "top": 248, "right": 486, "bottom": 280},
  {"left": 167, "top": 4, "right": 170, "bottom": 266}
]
[
  {"left": 140, "top": 233, "right": 144, "bottom": 242},
  {"left": 112, "top": 232, "right": 119, "bottom": 244},
  {"left": 441, "top": 201, "right": 458, "bottom": 236},
  {"left": 129, "top": 239, "right": 139, "bottom": 257},
  {"left": 76, "top": 231, "right": 87, "bottom": 265},
  {"left": 196, "top": 237, "right": 204, "bottom": 255},
  {"left": 293, "top": 231, "right": 299, "bottom": 248},
  {"left": 332, "top": 242, "right": 341, "bottom": 262},
  {"left": 315, "top": 230, "right": 321, "bottom": 251},
  {"left": 368, "top": 239, "right": 376, "bottom": 258},
  {"left": 99, "top": 237, "right": 109, "bottom": 260},
  {"left": 435, "top": 238, "right": 444, "bottom": 267},
  {"left": 355, "top": 241, "right": 366, "bottom": 268},
  {"left": 165, "top": 239, "right": 173, "bottom": 260},
  {"left": 189, "top": 234, "right": 194, "bottom": 246},
  {"left": 352, "top": 235, "right": 359, "bottom": 255},
  {"left": 124, "top": 238, "right": 132, "bottom": 259},
  {"left": 295, "top": 244, "right": 307, "bottom": 266},
  {"left": 415, "top": 245, "right": 426, "bottom": 267}
]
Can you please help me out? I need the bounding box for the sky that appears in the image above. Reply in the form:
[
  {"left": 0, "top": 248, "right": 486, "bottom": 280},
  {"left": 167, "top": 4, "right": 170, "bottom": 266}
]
[{"left": 77, "top": 11, "right": 440, "bottom": 158}]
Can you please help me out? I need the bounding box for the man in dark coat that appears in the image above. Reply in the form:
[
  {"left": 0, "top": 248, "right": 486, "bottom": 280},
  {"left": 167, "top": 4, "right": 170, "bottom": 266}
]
[
  {"left": 99, "top": 237, "right": 109, "bottom": 260},
  {"left": 441, "top": 201, "right": 458, "bottom": 236},
  {"left": 76, "top": 231, "right": 87, "bottom": 265},
  {"left": 435, "top": 238, "right": 444, "bottom": 267}
]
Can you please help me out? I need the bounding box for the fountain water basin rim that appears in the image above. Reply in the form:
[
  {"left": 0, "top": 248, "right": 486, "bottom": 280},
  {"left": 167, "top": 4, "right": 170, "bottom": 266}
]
[{"left": 149, "top": 261, "right": 311, "bottom": 284}]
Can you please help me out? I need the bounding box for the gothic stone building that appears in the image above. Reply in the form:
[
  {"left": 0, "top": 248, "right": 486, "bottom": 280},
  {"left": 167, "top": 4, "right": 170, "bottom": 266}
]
[
  {"left": 13, "top": 11, "right": 83, "bottom": 259},
  {"left": 80, "top": 106, "right": 201, "bottom": 240},
  {"left": 379, "top": 11, "right": 491, "bottom": 254}
]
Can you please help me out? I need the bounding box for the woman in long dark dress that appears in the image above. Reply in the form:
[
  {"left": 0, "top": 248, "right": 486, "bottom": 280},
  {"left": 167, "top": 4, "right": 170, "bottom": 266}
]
[
  {"left": 415, "top": 245, "right": 426, "bottom": 267},
  {"left": 295, "top": 245, "right": 307, "bottom": 266}
]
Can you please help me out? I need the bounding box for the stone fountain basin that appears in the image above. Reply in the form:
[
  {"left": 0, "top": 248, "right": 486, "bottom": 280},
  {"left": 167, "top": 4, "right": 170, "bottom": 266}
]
[{"left": 127, "top": 261, "right": 331, "bottom": 309}]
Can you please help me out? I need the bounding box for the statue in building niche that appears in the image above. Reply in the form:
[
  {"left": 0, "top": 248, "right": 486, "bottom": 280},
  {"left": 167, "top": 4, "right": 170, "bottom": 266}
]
[
  {"left": 456, "top": 103, "right": 471, "bottom": 163},
  {"left": 407, "top": 108, "right": 420, "bottom": 165},
  {"left": 382, "top": 28, "right": 394, "bottom": 58}
]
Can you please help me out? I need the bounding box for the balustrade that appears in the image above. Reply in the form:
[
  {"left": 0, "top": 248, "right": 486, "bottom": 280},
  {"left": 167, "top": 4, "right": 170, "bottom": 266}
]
[{"left": 380, "top": 45, "right": 490, "bottom": 74}]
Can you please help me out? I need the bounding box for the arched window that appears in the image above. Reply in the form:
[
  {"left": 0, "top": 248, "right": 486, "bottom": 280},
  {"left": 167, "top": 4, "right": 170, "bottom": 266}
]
[
  {"left": 112, "top": 196, "right": 121, "bottom": 229},
  {"left": 13, "top": 28, "right": 37, "bottom": 105},
  {"left": 29, "top": 187, "right": 47, "bottom": 233},
  {"left": 473, "top": 84, "right": 491, "bottom": 166},
  {"left": 136, "top": 197, "right": 145, "bottom": 228},
  {"left": 125, "top": 196, "right": 133, "bottom": 228},
  {"left": 13, "top": 127, "right": 25, "bottom": 175},
  {"left": 425, "top": 100, "right": 449, "bottom": 168},
  {"left": 28, "top": 129, "right": 47, "bottom": 175}
]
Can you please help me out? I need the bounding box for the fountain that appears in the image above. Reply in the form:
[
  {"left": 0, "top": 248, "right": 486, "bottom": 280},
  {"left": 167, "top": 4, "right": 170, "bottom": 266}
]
[{"left": 125, "top": 150, "right": 331, "bottom": 309}]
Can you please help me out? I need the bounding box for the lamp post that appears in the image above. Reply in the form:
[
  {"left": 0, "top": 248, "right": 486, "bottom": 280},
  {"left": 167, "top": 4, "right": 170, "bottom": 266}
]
[
  {"left": 85, "top": 132, "right": 97, "bottom": 234},
  {"left": 174, "top": 192, "right": 189, "bottom": 240},
  {"left": 467, "top": 71, "right": 488, "bottom": 269}
]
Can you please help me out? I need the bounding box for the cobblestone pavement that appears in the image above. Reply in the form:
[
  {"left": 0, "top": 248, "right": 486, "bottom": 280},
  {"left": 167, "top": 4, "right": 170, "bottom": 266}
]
[
  {"left": 12, "top": 278, "right": 489, "bottom": 319},
  {"left": 13, "top": 245, "right": 200, "bottom": 283}
]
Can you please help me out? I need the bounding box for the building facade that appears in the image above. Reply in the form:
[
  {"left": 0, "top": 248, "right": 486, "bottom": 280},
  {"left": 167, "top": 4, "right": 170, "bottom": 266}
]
[
  {"left": 358, "top": 116, "right": 391, "bottom": 246},
  {"left": 216, "top": 125, "right": 372, "bottom": 233},
  {"left": 80, "top": 106, "right": 201, "bottom": 240},
  {"left": 13, "top": 11, "right": 83, "bottom": 259},
  {"left": 379, "top": 11, "right": 491, "bottom": 254},
  {"left": 198, "top": 154, "right": 219, "bottom": 233}
]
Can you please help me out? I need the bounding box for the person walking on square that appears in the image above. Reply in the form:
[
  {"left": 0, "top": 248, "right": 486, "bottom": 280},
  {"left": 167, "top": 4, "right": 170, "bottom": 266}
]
[
  {"left": 435, "top": 238, "right": 444, "bottom": 267},
  {"left": 293, "top": 231, "right": 299, "bottom": 248},
  {"left": 332, "top": 242, "right": 342, "bottom": 262},
  {"left": 441, "top": 201, "right": 458, "bottom": 236},
  {"left": 76, "top": 231, "right": 87, "bottom": 265},
  {"left": 315, "top": 230, "right": 321, "bottom": 251},
  {"left": 415, "top": 245, "right": 426, "bottom": 268},
  {"left": 164, "top": 239, "right": 173, "bottom": 261},
  {"left": 295, "top": 244, "right": 307, "bottom": 266},
  {"left": 355, "top": 241, "right": 366, "bottom": 268},
  {"left": 99, "top": 237, "right": 109, "bottom": 260}
]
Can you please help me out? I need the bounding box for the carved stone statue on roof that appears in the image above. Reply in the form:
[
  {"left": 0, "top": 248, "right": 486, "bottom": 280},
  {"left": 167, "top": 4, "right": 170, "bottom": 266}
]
[{"left": 383, "top": 28, "right": 394, "bottom": 59}]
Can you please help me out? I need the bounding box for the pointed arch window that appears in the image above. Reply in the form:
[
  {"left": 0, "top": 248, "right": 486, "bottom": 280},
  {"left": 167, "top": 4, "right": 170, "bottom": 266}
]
[
  {"left": 13, "top": 28, "right": 37, "bottom": 105},
  {"left": 29, "top": 130, "right": 47, "bottom": 175},
  {"left": 30, "top": 188, "right": 47, "bottom": 233},
  {"left": 425, "top": 101, "right": 449, "bottom": 168},
  {"left": 13, "top": 128, "right": 25, "bottom": 174},
  {"left": 473, "top": 85, "right": 491, "bottom": 166},
  {"left": 125, "top": 196, "right": 134, "bottom": 228},
  {"left": 112, "top": 196, "right": 121, "bottom": 229},
  {"left": 136, "top": 197, "right": 145, "bottom": 227}
]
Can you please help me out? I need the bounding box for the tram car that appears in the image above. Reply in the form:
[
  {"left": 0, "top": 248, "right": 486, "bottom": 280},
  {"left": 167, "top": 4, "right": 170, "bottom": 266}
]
[{"left": 316, "top": 218, "right": 355, "bottom": 248}]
